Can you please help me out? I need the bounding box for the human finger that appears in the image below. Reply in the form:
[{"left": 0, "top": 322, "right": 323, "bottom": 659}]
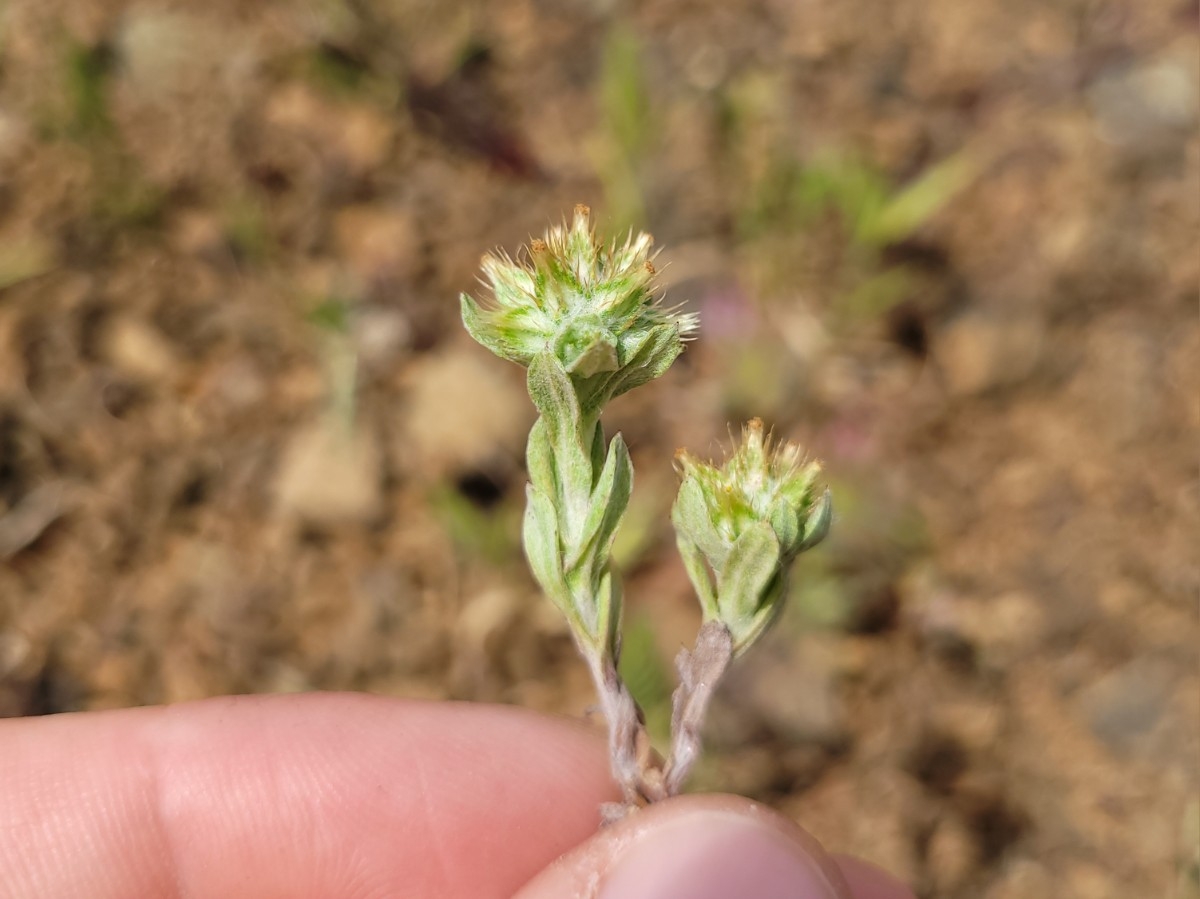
[
  {"left": 515, "top": 793, "right": 912, "bottom": 899},
  {"left": 0, "top": 692, "right": 617, "bottom": 899}
]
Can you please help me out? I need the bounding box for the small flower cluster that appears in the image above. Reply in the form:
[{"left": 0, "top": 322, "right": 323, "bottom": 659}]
[
  {"left": 673, "top": 420, "right": 831, "bottom": 655},
  {"left": 461, "top": 205, "right": 697, "bottom": 413}
]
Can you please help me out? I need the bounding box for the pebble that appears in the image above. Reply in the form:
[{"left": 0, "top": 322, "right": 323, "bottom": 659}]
[
  {"left": 264, "top": 84, "right": 394, "bottom": 177},
  {"left": 333, "top": 205, "right": 420, "bottom": 290},
  {"left": 0, "top": 631, "right": 32, "bottom": 679},
  {"left": 927, "top": 812, "right": 978, "bottom": 894},
  {"left": 936, "top": 311, "right": 1044, "bottom": 396},
  {"left": 101, "top": 317, "right": 180, "bottom": 384},
  {"left": 400, "top": 348, "right": 531, "bottom": 480},
  {"left": 0, "top": 107, "right": 29, "bottom": 164},
  {"left": 932, "top": 699, "right": 1004, "bottom": 753},
  {"left": 906, "top": 570, "right": 1049, "bottom": 671},
  {"left": 1077, "top": 657, "right": 1173, "bottom": 756},
  {"left": 1088, "top": 48, "right": 1199, "bottom": 156},
  {"left": 983, "top": 858, "right": 1053, "bottom": 899},
  {"left": 274, "top": 418, "right": 383, "bottom": 526},
  {"left": 959, "top": 591, "right": 1049, "bottom": 669},
  {"left": 353, "top": 307, "right": 413, "bottom": 374}
]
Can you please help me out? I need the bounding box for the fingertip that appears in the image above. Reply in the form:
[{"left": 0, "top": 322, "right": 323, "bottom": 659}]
[
  {"left": 832, "top": 855, "right": 918, "bottom": 899},
  {"left": 516, "top": 794, "right": 856, "bottom": 899}
]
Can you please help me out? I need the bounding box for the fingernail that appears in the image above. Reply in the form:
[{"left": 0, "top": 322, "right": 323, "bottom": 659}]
[{"left": 599, "top": 811, "right": 841, "bottom": 899}]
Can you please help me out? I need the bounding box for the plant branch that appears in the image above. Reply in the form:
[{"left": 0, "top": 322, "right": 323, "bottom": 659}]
[
  {"left": 587, "top": 653, "right": 666, "bottom": 814},
  {"left": 663, "top": 620, "right": 734, "bottom": 796}
]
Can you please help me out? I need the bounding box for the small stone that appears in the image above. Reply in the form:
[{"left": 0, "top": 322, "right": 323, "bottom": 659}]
[
  {"left": 353, "top": 307, "right": 413, "bottom": 373},
  {"left": 937, "top": 311, "right": 1044, "bottom": 396},
  {"left": 1077, "top": 657, "right": 1173, "bottom": 756},
  {"left": 927, "top": 813, "right": 978, "bottom": 894},
  {"left": 274, "top": 418, "right": 383, "bottom": 526},
  {"left": 334, "top": 205, "right": 420, "bottom": 290},
  {"left": 0, "top": 631, "right": 32, "bottom": 680},
  {"left": 933, "top": 699, "right": 1004, "bottom": 753},
  {"left": 906, "top": 576, "right": 1048, "bottom": 671},
  {"left": 450, "top": 588, "right": 524, "bottom": 696},
  {"left": 199, "top": 357, "right": 268, "bottom": 414},
  {"left": 455, "top": 588, "right": 522, "bottom": 660},
  {"left": 0, "top": 107, "right": 29, "bottom": 164},
  {"left": 960, "top": 591, "right": 1049, "bottom": 669},
  {"left": 1065, "top": 860, "right": 1119, "bottom": 899},
  {"left": 101, "top": 317, "right": 180, "bottom": 384},
  {"left": 400, "top": 348, "right": 531, "bottom": 480},
  {"left": 983, "top": 858, "right": 1053, "bottom": 899},
  {"left": 336, "top": 106, "right": 395, "bottom": 175},
  {"left": 117, "top": 11, "right": 224, "bottom": 99},
  {"left": 1088, "top": 50, "right": 1199, "bottom": 155},
  {"left": 264, "top": 84, "right": 394, "bottom": 177},
  {"left": 170, "top": 210, "right": 227, "bottom": 259}
]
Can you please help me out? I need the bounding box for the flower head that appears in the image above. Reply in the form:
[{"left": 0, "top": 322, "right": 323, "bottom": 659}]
[
  {"left": 461, "top": 205, "right": 697, "bottom": 411},
  {"left": 672, "top": 420, "right": 831, "bottom": 653}
]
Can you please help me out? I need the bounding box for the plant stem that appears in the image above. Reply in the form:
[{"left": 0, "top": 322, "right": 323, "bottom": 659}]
[
  {"left": 663, "top": 620, "right": 734, "bottom": 796},
  {"left": 587, "top": 652, "right": 666, "bottom": 813}
]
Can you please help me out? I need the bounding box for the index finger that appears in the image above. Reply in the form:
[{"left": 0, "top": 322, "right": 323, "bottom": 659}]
[{"left": 0, "top": 692, "right": 618, "bottom": 899}]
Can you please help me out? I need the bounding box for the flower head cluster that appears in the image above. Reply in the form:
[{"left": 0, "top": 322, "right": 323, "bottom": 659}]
[
  {"left": 672, "top": 420, "right": 831, "bottom": 654},
  {"left": 461, "top": 205, "right": 697, "bottom": 412}
]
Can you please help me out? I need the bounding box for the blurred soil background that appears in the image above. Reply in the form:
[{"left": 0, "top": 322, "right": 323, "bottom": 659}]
[{"left": 1, "top": 1, "right": 1197, "bottom": 896}]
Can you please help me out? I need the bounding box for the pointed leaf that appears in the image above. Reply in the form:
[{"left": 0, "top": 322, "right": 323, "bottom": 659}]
[
  {"left": 460, "top": 293, "right": 505, "bottom": 358},
  {"left": 717, "top": 520, "right": 781, "bottom": 625},
  {"left": 607, "top": 323, "right": 682, "bottom": 400},
  {"left": 675, "top": 533, "right": 718, "bottom": 618},
  {"left": 769, "top": 500, "right": 801, "bottom": 557},
  {"left": 525, "top": 418, "right": 556, "bottom": 500},
  {"left": 671, "top": 476, "right": 730, "bottom": 570},
  {"left": 730, "top": 570, "right": 787, "bottom": 655},
  {"left": 567, "top": 432, "right": 633, "bottom": 572},
  {"left": 796, "top": 487, "right": 832, "bottom": 553},
  {"left": 528, "top": 352, "right": 592, "bottom": 525},
  {"left": 576, "top": 322, "right": 682, "bottom": 413},
  {"left": 593, "top": 567, "right": 623, "bottom": 659},
  {"left": 523, "top": 484, "right": 569, "bottom": 613},
  {"left": 588, "top": 420, "right": 606, "bottom": 489}
]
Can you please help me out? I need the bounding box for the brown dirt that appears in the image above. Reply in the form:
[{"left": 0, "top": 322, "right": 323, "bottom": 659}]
[{"left": 0, "top": 2, "right": 1196, "bottom": 897}]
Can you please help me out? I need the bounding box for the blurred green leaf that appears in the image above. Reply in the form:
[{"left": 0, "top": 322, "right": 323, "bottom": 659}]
[
  {"left": 64, "top": 41, "right": 114, "bottom": 139},
  {"left": 597, "top": 25, "right": 654, "bottom": 231},
  {"left": 306, "top": 43, "right": 369, "bottom": 97},
  {"left": 307, "top": 297, "right": 352, "bottom": 334},
  {"left": 864, "top": 153, "right": 977, "bottom": 246},
  {"left": 225, "top": 197, "right": 272, "bottom": 263},
  {"left": 617, "top": 613, "right": 672, "bottom": 750},
  {"left": 432, "top": 485, "right": 521, "bottom": 565},
  {"left": 0, "top": 237, "right": 56, "bottom": 290},
  {"left": 839, "top": 266, "right": 915, "bottom": 319},
  {"left": 601, "top": 26, "right": 652, "bottom": 160}
]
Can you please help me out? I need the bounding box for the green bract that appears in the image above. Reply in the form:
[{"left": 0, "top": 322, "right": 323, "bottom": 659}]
[
  {"left": 460, "top": 205, "right": 697, "bottom": 414},
  {"left": 672, "top": 419, "right": 831, "bottom": 654}
]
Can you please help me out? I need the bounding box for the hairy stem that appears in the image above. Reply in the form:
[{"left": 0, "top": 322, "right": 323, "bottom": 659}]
[
  {"left": 663, "top": 620, "right": 734, "bottom": 796},
  {"left": 587, "top": 653, "right": 666, "bottom": 815}
]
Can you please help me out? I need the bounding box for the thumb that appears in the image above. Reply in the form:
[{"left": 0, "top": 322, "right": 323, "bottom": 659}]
[{"left": 515, "top": 794, "right": 866, "bottom": 899}]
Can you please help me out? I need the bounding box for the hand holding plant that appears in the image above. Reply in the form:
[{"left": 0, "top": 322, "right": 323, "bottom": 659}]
[{"left": 462, "top": 206, "right": 831, "bottom": 816}]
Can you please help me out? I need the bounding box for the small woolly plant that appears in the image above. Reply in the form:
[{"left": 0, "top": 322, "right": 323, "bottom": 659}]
[{"left": 461, "top": 206, "right": 831, "bottom": 817}]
